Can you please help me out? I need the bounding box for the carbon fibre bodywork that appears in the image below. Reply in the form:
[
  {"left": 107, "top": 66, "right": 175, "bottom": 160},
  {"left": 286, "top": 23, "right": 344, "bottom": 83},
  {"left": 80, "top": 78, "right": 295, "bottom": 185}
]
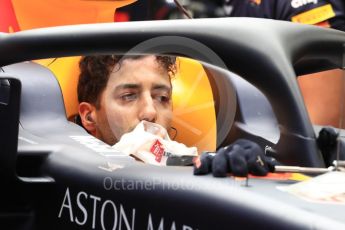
[{"left": 0, "top": 18, "right": 345, "bottom": 229}]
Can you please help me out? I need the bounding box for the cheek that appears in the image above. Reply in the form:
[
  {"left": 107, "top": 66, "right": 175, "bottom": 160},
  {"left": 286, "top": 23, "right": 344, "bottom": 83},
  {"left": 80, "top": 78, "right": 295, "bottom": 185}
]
[
  {"left": 106, "top": 106, "right": 128, "bottom": 128},
  {"left": 105, "top": 104, "right": 139, "bottom": 135},
  {"left": 157, "top": 107, "right": 173, "bottom": 128}
]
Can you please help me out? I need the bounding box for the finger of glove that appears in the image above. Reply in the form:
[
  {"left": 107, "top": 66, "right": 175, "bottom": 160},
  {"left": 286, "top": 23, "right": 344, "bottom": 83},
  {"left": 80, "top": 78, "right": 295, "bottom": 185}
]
[
  {"left": 232, "top": 139, "right": 256, "bottom": 151},
  {"left": 233, "top": 140, "right": 268, "bottom": 176},
  {"left": 247, "top": 154, "right": 269, "bottom": 176},
  {"left": 235, "top": 139, "right": 262, "bottom": 159},
  {"left": 243, "top": 145, "right": 269, "bottom": 176},
  {"left": 317, "top": 127, "right": 338, "bottom": 150},
  {"left": 265, "top": 156, "right": 281, "bottom": 173},
  {"left": 193, "top": 152, "right": 214, "bottom": 175},
  {"left": 228, "top": 145, "right": 248, "bottom": 177},
  {"left": 212, "top": 148, "right": 228, "bottom": 177}
]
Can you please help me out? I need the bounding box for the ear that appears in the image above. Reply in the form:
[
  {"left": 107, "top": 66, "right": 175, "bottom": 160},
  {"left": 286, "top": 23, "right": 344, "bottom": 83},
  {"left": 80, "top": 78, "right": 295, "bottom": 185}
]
[{"left": 79, "top": 102, "right": 97, "bottom": 135}]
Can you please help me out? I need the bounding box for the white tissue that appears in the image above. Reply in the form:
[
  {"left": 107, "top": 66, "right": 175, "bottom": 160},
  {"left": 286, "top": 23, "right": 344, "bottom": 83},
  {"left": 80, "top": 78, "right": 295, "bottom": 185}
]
[{"left": 111, "top": 121, "right": 198, "bottom": 165}]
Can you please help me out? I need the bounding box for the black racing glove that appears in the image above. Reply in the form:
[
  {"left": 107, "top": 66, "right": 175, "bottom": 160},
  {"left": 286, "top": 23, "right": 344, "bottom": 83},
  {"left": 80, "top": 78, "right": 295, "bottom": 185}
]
[
  {"left": 317, "top": 126, "right": 338, "bottom": 167},
  {"left": 194, "top": 139, "right": 278, "bottom": 177}
]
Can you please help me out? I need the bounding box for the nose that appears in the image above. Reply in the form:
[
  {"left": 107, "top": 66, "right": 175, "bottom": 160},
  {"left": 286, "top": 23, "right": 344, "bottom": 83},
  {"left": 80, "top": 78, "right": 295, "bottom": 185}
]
[{"left": 138, "top": 94, "right": 157, "bottom": 123}]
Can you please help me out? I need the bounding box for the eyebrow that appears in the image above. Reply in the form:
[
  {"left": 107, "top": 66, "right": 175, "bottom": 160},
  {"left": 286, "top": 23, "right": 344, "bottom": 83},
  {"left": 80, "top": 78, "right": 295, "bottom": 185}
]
[
  {"left": 115, "top": 83, "right": 140, "bottom": 91},
  {"left": 152, "top": 84, "right": 172, "bottom": 93},
  {"left": 114, "top": 83, "right": 171, "bottom": 92}
]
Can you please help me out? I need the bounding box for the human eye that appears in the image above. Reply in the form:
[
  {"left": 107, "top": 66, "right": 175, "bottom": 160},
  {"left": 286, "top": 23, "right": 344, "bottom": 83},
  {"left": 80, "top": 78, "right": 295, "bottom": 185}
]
[
  {"left": 155, "top": 94, "right": 171, "bottom": 103},
  {"left": 120, "top": 93, "right": 138, "bottom": 102}
]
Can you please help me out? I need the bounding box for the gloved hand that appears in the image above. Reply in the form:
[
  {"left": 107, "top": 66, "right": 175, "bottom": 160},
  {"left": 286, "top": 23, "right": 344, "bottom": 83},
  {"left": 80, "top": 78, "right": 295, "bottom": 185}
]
[
  {"left": 194, "top": 139, "right": 278, "bottom": 177},
  {"left": 317, "top": 126, "right": 339, "bottom": 167}
]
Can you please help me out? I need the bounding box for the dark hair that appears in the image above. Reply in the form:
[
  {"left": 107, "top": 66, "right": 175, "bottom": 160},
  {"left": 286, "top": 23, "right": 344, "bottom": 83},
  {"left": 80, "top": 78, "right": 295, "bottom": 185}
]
[{"left": 77, "top": 55, "right": 176, "bottom": 108}]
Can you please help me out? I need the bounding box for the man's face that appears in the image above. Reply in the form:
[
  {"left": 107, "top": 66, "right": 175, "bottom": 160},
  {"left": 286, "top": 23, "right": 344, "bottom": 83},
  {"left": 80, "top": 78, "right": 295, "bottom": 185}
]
[{"left": 94, "top": 56, "right": 173, "bottom": 145}]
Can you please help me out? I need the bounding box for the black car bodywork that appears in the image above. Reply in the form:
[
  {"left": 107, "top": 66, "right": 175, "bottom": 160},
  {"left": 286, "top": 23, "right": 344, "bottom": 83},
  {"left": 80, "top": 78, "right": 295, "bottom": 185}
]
[{"left": 0, "top": 18, "right": 345, "bottom": 229}]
